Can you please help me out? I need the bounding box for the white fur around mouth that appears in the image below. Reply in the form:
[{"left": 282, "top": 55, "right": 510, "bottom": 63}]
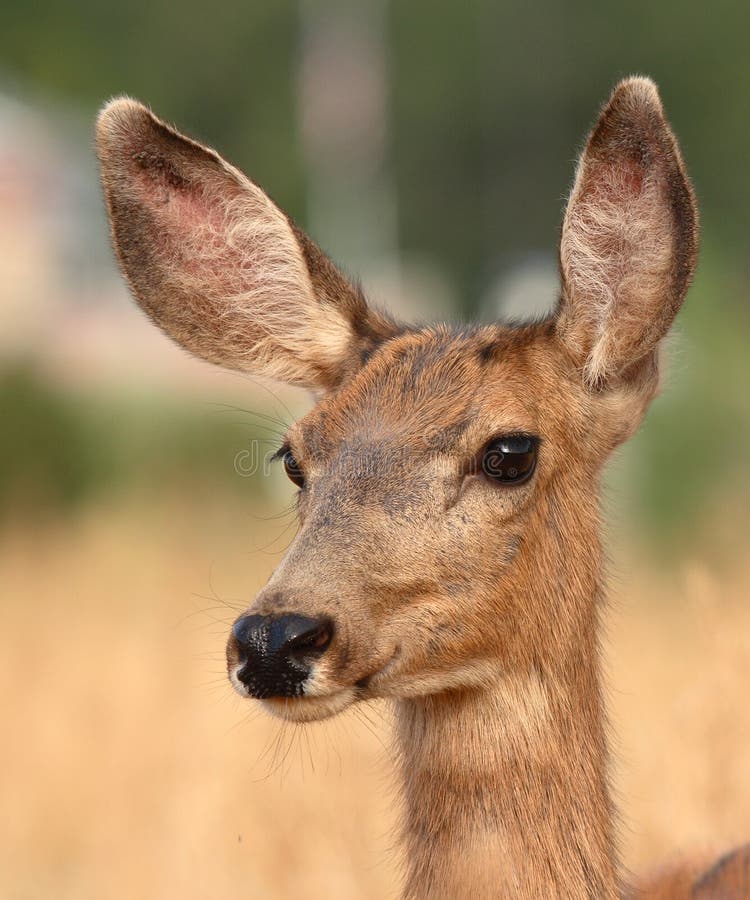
[
  {"left": 260, "top": 688, "right": 357, "bottom": 722},
  {"left": 228, "top": 663, "right": 250, "bottom": 698},
  {"left": 229, "top": 662, "right": 356, "bottom": 721}
]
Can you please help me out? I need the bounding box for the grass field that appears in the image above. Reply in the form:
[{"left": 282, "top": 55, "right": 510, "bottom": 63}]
[{"left": 1, "top": 497, "right": 748, "bottom": 899}]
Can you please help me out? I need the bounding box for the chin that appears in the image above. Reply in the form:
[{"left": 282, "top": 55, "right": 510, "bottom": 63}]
[{"left": 260, "top": 689, "right": 358, "bottom": 723}]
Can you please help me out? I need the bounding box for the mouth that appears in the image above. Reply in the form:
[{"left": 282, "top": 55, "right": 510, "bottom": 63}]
[
  {"left": 354, "top": 644, "right": 402, "bottom": 693},
  {"left": 260, "top": 689, "right": 358, "bottom": 722}
]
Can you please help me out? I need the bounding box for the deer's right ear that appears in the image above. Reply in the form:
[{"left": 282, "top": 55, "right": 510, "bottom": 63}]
[{"left": 96, "top": 98, "right": 397, "bottom": 390}]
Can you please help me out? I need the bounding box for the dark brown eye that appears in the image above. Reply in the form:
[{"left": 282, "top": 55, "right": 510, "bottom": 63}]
[
  {"left": 481, "top": 434, "right": 538, "bottom": 485},
  {"left": 283, "top": 451, "right": 305, "bottom": 489}
]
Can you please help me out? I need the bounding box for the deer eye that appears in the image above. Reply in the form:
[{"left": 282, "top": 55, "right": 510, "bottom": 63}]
[
  {"left": 283, "top": 451, "right": 305, "bottom": 489},
  {"left": 481, "top": 435, "right": 538, "bottom": 486}
]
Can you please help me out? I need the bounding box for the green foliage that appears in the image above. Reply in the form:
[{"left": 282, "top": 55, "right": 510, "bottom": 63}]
[
  {"left": 0, "top": 365, "right": 275, "bottom": 518},
  {"left": 389, "top": 0, "right": 750, "bottom": 311},
  {"left": 1, "top": 0, "right": 305, "bottom": 218},
  {"left": 608, "top": 247, "right": 750, "bottom": 557},
  {"left": 0, "top": 365, "right": 106, "bottom": 512}
]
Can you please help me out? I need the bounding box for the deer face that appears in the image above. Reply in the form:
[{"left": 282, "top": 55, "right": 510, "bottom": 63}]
[{"left": 97, "top": 78, "right": 697, "bottom": 722}]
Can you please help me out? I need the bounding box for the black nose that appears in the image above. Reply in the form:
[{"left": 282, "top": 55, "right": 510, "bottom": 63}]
[{"left": 230, "top": 613, "right": 333, "bottom": 698}]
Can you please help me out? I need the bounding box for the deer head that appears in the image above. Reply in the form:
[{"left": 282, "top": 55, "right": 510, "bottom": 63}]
[{"left": 97, "top": 77, "right": 697, "bottom": 726}]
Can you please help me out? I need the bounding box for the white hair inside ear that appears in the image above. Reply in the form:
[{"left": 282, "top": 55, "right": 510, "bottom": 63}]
[
  {"left": 96, "top": 97, "right": 397, "bottom": 391},
  {"left": 557, "top": 77, "right": 698, "bottom": 388}
]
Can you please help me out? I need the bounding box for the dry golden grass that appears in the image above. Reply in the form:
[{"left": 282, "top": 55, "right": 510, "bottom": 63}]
[{"left": 1, "top": 497, "right": 748, "bottom": 899}]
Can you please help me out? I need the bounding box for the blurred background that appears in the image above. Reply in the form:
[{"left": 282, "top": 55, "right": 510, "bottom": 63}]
[{"left": 1, "top": 2, "right": 748, "bottom": 898}]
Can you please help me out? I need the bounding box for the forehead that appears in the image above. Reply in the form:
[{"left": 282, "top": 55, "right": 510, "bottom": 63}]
[{"left": 295, "top": 322, "right": 562, "bottom": 456}]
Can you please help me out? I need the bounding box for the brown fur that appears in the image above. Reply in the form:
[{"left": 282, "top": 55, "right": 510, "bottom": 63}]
[{"left": 97, "top": 78, "right": 747, "bottom": 898}]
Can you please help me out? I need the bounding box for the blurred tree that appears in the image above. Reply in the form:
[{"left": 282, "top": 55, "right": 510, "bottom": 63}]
[
  {"left": 389, "top": 0, "right": 750, "bottom": 312},
  {"left": 1, "top": 0, "right": 305, "bottom": 217},
  {"left": 1, "top": 0, "right": 748, "bottom": 304},
  {"left": 1, "top": 0, "right": 748, "bottom": 548},
  {"left": 0, "top": 365, "right": 272, "bottom": 518}
]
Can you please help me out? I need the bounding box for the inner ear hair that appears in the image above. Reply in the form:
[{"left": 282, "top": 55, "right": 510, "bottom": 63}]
[
  {"left": 96, "top": 97, "right": 398, "bottom": 390},
  {"left": 557, "top": 76, "right": 698, "bottom": 389}
]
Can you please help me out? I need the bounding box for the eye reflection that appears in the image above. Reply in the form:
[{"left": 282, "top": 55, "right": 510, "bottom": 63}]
[{"left": 480, "top": 434, "right": 538, "bottom": 486}]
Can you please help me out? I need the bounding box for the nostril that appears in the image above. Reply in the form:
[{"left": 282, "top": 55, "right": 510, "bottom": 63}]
[
  {"left": 273, "top": 615, "right": 333, "bottom": 657},
  {"left": 286, "top": 618, "right": 333, "bottom": 654}
]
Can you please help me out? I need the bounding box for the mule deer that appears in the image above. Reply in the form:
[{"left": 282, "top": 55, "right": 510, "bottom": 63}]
[{"left": 97, "top": 78, "right": 749, "bottom": 898}]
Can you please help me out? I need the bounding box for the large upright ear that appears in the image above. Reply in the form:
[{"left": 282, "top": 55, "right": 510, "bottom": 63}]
[
  {"left": 557, "top": 77, "right": 698, "bottom": 388},
  {"left": 96, "top": 98, "right": 397, "bottom": 389}
]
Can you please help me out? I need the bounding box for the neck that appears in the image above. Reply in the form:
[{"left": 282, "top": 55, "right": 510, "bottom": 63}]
[{"left": 394, "top": 490, "right": 620, "bottom": 899}]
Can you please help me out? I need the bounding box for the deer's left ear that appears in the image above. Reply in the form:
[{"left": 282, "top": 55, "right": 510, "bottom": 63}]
[{"left": 557, "top": 77, "right": 698, "bottom": 388}]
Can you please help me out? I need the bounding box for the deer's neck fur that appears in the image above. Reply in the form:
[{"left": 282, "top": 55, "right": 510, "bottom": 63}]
[{"left": 394, "top": 484, "right": 620, "bottom": 899}]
